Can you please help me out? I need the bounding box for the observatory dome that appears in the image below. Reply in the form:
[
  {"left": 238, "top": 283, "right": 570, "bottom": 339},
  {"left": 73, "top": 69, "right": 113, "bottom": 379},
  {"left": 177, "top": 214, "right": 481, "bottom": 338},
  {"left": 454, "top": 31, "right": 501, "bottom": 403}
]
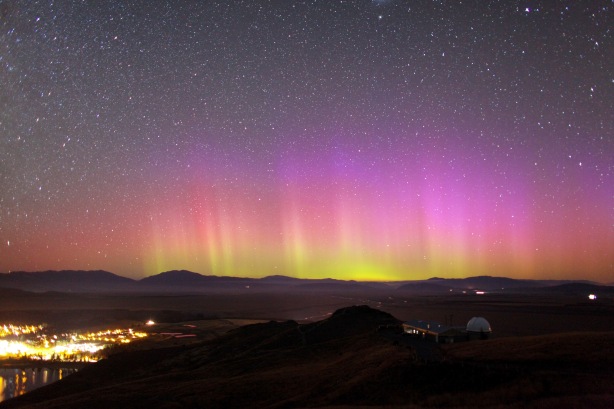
[{"left": 466, "top": 317, "right": 491, "bottom": 333}]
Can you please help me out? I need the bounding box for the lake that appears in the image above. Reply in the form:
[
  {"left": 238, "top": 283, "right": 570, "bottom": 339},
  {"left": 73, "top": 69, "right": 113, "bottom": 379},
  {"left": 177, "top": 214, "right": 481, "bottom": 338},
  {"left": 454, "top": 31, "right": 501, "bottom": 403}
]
[{"left": 0, "top": 366, "right": 79, "bottom": 403}]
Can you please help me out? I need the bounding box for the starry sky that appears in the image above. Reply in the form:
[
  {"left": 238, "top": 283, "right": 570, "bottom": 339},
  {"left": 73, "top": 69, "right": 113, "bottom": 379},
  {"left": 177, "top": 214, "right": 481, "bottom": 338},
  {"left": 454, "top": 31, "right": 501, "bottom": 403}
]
[{"left": 1, "top": 1, "right": 612, "bottom": 281}]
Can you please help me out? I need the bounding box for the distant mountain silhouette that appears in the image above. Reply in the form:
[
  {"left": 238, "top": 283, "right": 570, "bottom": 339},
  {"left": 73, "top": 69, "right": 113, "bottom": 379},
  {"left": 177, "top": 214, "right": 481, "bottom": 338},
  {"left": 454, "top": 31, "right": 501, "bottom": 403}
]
[
  {"left": 0, "top": 270, "right": 609, "bottom": 294},
  {"left": 139, "top": 270, "right": 237, "bottom": 287},
  {"left": 531, "top": 282, "right": 614, "bottom": 296},
  {"left": 0, "top": 270, "right": 136, "bottom": 292},
  {"left": 259, "top": 274, "right": 303, "bottom": 283},
  {"left": 397, "top": 275, "right": 605, "bottom": 293},
  {"left": 138, "top": 269, "right": 206, "bottom": 285},
  {"left": 138, "top": 270, "right": 266, "bottom": 291},
  {"left": 424, "top": 275, "right": 540, "bottom": 290},
  {"left": 0, "top": 287, "right": 31, "bottom": 297}
]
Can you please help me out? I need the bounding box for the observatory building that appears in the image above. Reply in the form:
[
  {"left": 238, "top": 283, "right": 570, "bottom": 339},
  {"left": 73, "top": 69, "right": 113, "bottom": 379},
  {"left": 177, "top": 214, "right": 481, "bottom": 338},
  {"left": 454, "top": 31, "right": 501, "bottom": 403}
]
[
  {"left": 402, "top": 316, "right": 492, "bottom": 343},
  {"left": 466, "top": 316, "right": 492, "bottom": 340},
  {"left": 402, "top": 320, "right": 466, "bottom": 344}
]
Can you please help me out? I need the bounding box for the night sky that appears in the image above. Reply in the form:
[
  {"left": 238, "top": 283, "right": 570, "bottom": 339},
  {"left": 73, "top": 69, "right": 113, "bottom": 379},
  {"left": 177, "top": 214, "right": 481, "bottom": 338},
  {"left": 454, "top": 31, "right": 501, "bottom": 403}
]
[{"left": 1, "top": 1, "right": 612, "bottom": 281}]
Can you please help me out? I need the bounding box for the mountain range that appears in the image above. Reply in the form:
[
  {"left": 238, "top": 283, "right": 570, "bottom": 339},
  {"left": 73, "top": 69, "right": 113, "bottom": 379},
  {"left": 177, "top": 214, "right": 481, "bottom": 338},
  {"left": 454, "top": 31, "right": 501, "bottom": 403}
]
[{"left": 0, "top": 270, "right": 611, "bottom": 295}]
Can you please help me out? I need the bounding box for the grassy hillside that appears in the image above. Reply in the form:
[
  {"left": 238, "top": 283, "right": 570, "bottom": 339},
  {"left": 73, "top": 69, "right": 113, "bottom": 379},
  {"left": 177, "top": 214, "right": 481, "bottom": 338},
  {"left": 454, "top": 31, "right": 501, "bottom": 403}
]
[{"left": 1, "top": 306, "right": 613, "bottom": 408}]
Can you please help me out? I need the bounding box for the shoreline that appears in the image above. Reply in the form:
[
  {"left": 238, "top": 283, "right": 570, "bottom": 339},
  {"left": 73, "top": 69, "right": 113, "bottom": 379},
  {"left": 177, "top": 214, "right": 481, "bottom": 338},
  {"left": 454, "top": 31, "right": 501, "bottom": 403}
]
[{"left": 0, "top": 359, "right": 91, "bottom": 369}]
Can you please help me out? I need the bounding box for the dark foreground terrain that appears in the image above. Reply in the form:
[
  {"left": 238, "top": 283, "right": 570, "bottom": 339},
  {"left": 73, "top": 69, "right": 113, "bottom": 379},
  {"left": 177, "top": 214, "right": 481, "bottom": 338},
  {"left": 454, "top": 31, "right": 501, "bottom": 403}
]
[
  {"left": 1, "top": 304, "right": 613, "bottom": 409},
  {"left": 1, "top": 281, "right": 614, "bottom": 408}
]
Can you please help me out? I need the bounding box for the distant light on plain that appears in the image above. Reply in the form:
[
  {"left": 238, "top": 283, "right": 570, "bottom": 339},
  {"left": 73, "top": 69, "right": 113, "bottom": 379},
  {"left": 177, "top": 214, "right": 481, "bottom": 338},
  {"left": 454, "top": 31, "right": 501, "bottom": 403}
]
[
  {"left": 588, "top": 294, "right": 597, "bottom": 300},
  {"left": 0, "top": 324, "right": 147, "bottom": 362}
]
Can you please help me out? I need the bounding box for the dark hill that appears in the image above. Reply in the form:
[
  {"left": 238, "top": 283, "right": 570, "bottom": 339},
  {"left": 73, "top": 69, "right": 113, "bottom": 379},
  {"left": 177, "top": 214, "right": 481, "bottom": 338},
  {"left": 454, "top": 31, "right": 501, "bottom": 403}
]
[
  {"left": 3, "top": 305, "right": 613, "bottom": 408},
  {"left": 0, "top": 305, "right": 412, "bottom": 409},
  {"left": 301, "top": 305, "right": 400, "bottom": 344}
]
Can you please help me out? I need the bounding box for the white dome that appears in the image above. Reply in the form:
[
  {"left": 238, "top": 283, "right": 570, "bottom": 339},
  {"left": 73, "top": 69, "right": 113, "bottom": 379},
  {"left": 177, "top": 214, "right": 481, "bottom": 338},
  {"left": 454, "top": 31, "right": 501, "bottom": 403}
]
[{"left": 466, "top": 317, "right": 491, "bottom": 333}]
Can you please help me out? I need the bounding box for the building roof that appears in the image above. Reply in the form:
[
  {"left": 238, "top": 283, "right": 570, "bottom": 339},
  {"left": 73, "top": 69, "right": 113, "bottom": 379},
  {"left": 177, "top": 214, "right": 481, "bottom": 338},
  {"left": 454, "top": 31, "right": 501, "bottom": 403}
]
[
  {"left": 466, "top": 316, "right": 492, "bottom": 333},
  {"left": 404, "top": 320, "right": 465, "bottom": 336}
]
